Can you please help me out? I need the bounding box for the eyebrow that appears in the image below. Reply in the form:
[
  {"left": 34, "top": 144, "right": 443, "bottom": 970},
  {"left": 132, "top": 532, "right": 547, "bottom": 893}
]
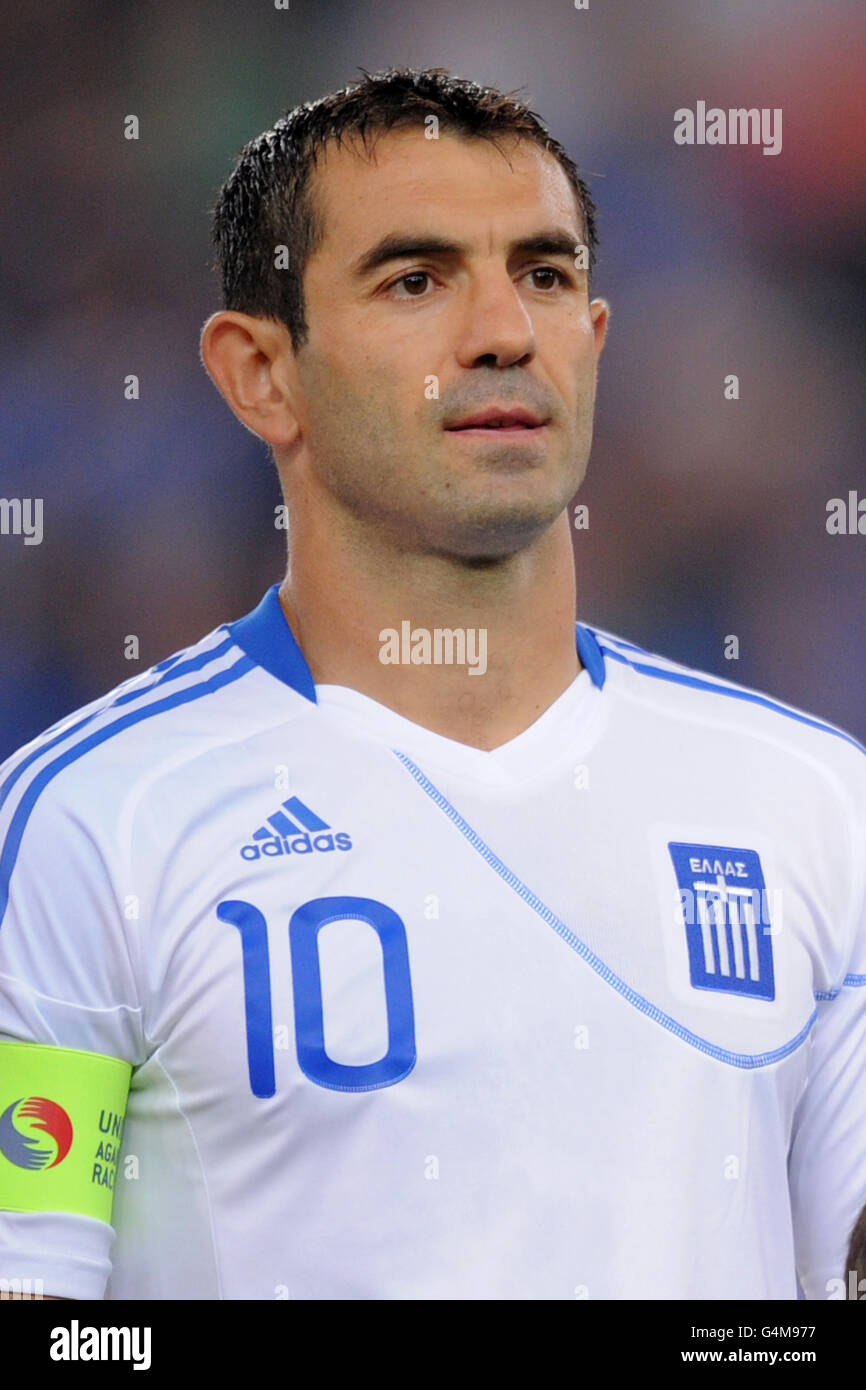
[{"left": 350, "top": 228, "right": 584, "bottom": 279}]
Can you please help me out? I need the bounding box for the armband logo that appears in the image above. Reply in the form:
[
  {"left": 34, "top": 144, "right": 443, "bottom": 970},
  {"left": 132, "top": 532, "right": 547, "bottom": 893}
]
[{"left": 0, "top": 1097, "right": 73, "bottom": 1170}]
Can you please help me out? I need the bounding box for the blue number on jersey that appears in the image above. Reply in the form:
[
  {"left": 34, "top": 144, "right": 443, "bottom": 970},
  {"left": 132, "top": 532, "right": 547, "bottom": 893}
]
[
  {"left": 217, "top": 899, "right": 277, "bottom": 1098},
  {"left": 289, "top": 896, "right": 416, "bottom": 1092},
  {"left": 220, "top": 896, "right": 416, "bottom": 1096}
]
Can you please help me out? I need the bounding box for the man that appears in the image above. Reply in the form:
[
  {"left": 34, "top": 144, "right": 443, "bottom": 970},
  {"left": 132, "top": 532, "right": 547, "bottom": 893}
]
[{"left": 1, "top": 67, "right": 864, "bottom": 1301}]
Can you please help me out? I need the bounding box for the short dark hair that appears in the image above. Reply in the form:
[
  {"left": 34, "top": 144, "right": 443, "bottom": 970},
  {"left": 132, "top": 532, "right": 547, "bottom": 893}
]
[{"left": 210, "top": 66, "right": 600, "bottom": 351}]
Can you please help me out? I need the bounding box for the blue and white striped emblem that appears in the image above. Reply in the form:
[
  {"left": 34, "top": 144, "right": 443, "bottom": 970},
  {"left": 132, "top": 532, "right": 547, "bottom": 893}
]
[{"left": 668, "top": 842, "right": 775, "bottom": 1000}]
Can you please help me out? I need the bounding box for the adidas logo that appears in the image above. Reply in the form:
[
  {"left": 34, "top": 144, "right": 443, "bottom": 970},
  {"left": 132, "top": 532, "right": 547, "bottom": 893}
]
[{"left": 240, "top": 796, "right": 352, "bottom": 861}]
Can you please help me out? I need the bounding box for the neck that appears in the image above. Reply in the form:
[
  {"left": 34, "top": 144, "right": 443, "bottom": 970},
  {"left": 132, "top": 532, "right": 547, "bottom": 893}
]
[{"left": 278, "top": 505, "right": 581, "bottom": 752}]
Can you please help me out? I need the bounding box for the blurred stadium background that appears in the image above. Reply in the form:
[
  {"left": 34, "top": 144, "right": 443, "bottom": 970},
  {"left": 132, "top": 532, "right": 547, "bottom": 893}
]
[{"left": 1, "top": 0, "right": 864, "bottom": 758}]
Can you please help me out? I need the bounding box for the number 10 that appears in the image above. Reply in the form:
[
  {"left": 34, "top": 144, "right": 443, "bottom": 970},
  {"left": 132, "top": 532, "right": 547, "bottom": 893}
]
[{"left": 217, "top": 895, "right": 417, "bottom": 1096}]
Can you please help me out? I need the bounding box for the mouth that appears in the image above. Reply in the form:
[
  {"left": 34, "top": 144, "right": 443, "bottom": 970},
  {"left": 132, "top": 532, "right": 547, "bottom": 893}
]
[{"left": 445, "top": 408, "right": 548, "bottom": 439}]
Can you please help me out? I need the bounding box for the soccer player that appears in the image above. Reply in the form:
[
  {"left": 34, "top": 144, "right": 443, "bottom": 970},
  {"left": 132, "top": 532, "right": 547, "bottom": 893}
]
[{"left": 1, "top": 67, "right": 864, "bottom": 1301}]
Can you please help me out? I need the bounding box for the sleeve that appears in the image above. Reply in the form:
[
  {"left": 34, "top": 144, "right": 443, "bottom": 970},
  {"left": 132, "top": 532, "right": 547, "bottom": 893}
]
[
  {"left": 0, "top": 771, "right": 145, "bottom": 1301},
  {"left": 788, "top": 809, "right": 866, "bottom": 1302}
]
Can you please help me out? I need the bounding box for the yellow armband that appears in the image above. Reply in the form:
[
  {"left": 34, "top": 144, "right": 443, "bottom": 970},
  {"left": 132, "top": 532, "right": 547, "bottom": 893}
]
[{"left": 0, "top": 1042, "right": 132, "bottom": 1221}]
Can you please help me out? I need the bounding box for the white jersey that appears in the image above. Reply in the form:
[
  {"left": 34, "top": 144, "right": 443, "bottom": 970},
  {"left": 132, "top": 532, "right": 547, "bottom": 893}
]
[{"left": 1, "top": 583, "right": 864, "bottom": 1301}]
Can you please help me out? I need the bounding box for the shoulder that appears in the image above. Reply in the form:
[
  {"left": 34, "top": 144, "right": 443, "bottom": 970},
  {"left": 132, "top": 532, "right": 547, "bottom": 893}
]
[
  {"left": 580, "top": 620, "right": 866, "bottom": 799},
  {"left": 1, "top": 622, "right": 241, "bottom": 797},
  {"left": 0, "top": 610, "right": 310, "bottom": 894}
]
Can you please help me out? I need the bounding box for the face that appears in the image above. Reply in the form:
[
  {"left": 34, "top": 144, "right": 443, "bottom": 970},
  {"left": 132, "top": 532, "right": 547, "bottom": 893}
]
[{"left": 288, "top": 127, "right": 608, "bottom": 559}]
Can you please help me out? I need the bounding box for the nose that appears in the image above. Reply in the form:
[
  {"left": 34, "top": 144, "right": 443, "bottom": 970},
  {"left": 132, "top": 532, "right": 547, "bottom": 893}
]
[{"left": 453, "top": 270, "right": 537, "bottom": 370}]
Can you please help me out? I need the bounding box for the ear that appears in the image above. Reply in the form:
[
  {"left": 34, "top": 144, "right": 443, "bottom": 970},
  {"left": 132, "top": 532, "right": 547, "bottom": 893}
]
[
  {"left": 589, "top": 297, "right": 609, "bottom": 356},
  {"left": 199, "top": 311, "right": 301, "bottom": 447}
]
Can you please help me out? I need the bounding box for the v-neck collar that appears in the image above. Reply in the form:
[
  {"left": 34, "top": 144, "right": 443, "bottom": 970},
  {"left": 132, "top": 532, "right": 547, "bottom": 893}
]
[{"left": 229, "top": 583, "right": 608, "bottom": 706}]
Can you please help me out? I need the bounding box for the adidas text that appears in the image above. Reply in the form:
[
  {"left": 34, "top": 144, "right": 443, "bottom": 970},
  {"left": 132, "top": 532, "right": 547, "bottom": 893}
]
[{"left": 241, "top": 831, "right": 352, "bottom": 861}]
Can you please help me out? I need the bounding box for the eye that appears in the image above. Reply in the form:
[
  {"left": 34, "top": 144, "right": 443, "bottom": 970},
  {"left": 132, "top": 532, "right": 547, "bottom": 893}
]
[
  {"left": 387, "top": 271, "right": 436, "bottom": 299},
  {"left": 526, "top": 265, "right": 569, "bottom": 290}
]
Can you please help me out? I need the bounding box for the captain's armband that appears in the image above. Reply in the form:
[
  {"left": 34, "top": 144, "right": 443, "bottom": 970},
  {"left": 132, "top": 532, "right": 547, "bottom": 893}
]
[{"left": 0, "top": 1042, "right": 132, "bottom": 1221}]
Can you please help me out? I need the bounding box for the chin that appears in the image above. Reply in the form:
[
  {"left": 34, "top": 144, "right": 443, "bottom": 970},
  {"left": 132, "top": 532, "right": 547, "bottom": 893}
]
[{"left": 430, "top": 502, "right": 565, "bottom": 561}]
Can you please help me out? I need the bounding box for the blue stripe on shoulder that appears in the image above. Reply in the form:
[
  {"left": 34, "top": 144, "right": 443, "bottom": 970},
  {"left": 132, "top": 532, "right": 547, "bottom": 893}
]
[
  {"left": 588, "top": 630, "right": 651, "bottom": 658},
  {"left": 595, "top": 640, "right": 866, "bottom": 758},
  {"left": 392, "top": 748, "right": 817, "bottom": 1070},
  {"left": 0, "top": 635, "right": 235, "bottom": 818},
  {"left": 575, "top": 623, "right": 606, "bottom": 689},
  {"left": 0, "top": 653, "right": 255, "bottom": 931}
]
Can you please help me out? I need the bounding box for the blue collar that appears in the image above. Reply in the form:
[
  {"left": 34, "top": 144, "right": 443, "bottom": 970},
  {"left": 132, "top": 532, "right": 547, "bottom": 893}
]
[{"left": 229, "top": 583, "right": 606, "bottom": 703}]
